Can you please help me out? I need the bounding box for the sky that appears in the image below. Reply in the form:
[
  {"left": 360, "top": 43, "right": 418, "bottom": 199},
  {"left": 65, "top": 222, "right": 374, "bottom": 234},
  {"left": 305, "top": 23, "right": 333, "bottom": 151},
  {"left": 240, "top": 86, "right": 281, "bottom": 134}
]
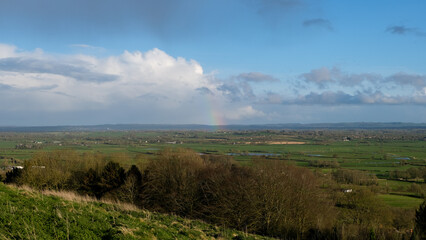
[{"left": 0, "top": 0, "right": 425, "bottom": 126}]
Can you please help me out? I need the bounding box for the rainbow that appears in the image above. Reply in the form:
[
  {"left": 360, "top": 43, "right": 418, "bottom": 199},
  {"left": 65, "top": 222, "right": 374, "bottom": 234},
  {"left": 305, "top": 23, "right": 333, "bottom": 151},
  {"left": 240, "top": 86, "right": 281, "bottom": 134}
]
[{"left": 206, "top": 94, "right": 225, "bottom": 130}]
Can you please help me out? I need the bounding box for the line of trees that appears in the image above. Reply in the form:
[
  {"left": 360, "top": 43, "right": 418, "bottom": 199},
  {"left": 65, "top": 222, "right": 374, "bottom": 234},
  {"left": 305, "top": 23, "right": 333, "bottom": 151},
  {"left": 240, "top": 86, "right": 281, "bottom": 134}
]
[
  {"left": 308, "top": 159, "right": 340, "bottom": 168},
  {"left": 389, "top": 167, "right": 426, "bottom": 181},
  {"left": 3, "top": 149, "right": 420, "bottom": 239},
  {"left": 332, "top": 169, "right": 378, "bottom": 186}
]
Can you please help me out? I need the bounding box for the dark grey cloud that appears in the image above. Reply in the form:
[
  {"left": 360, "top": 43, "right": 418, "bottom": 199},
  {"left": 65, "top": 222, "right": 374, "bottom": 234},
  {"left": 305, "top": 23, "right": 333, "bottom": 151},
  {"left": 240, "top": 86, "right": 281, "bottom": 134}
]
[
  {"left": 235, "top": 72, "right": 280, "bottom": 82},
  {"left": 303, "top": 18, "right": 333, "bottom": 31},
  {"left": 386, "top": 25, "right": 426, "bottom": 37},
  {"left": 0, "top": 57, "right": 117, "bottom": 82}
]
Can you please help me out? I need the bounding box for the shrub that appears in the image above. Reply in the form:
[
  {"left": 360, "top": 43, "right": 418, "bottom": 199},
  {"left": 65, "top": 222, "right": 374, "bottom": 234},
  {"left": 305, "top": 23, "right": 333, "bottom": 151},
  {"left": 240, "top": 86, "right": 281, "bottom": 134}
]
[
  {"left": 5, "top": 167, "right": 23, "bottom": 184},
  {"left": 118, "top": 165, "right": 143, "bottom": 205},
  {"left": 142, "top": 148, "right": 205, "bottom": 215}
]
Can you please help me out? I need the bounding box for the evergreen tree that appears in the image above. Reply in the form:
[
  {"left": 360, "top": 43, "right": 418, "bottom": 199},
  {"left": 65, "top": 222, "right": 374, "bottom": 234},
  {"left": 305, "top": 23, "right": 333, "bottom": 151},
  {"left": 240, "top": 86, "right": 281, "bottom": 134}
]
[
  {"left": 78, "top": 168, "right": 102, "bottom": 198},
  {"left": 99, "top": 161, "right": 125, "bottom": 196},
  {"left": 5, "top": 168, "right": 23, "bottom": 184}
]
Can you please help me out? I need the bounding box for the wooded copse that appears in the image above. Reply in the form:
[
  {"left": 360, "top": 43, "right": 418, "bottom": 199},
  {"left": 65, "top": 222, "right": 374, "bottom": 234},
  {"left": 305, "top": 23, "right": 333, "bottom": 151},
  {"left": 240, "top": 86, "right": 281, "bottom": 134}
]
[{"left": 3, "top": 148, "right": 424, "bottom": 239}]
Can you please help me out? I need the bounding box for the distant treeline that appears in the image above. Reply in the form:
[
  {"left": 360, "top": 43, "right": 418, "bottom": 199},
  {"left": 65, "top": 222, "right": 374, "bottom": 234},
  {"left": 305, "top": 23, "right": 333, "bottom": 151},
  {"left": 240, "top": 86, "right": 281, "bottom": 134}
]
[
  {"left": 332, "top": 169, "right": 378, "bottom": 186},
  {"left": 308, "top": 160, "right": 340, "bottom": 168},
  {"left": 3, "top": 149, "right": 424, "bottom": 239},
  {"left": 1, "top": 122, "right": 426, "bottom": 132},
  {"left": 389, "top": 167, "right": 426, "bottom": 181}
]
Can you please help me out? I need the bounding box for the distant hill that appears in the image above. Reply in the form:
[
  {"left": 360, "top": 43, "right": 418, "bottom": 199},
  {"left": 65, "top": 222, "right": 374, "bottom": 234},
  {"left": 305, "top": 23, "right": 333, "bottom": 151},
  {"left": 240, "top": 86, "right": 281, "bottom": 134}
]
[
  {"left": 0, "top": 122, "right": 425, "bottom": 132},
  {"left": 0, "top": 183, "right": 272, "bottom": 239}
]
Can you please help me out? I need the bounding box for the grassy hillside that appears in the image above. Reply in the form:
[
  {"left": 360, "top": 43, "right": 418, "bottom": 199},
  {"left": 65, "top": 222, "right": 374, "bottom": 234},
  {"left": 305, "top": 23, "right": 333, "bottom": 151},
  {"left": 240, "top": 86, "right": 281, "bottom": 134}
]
[
  {"left": 377, "top": 194, "right": 424, "bottom": 208},
  {"left": 0, "top": 183, "right": 272, "bottom": 240}
]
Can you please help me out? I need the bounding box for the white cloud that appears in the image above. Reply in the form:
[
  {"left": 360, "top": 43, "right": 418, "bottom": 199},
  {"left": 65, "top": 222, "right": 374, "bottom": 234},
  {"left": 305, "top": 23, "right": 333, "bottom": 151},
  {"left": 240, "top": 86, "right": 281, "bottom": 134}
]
[
  {"left": 0, "top": 44, "right": 17, "bottom": 58},
  {"left": 295, "top": 66, "right": 426, "bottom": 105},
  {"left": 299, "top": 66, "right": 381, "bottom": 88},
  {"left": 0, "top": 46, "right": 215, "bottom": 111},
  {"left": 386, "top": 72, "right": 426, "bottom": 90},
  {"left": 278, "top": 90, "right": 426, "bottom": 105},
  {"left": 224, "top": 105, "right": 265, "bottom": 120},
  {"left": 0, "top": 44, "right": 275, "bottom": 124},
  {"left": 300, "top": 67, "right": 336, "bottom": 88},
  {"left": 0, "top": 44, "right": 424, "bottom": 125}
]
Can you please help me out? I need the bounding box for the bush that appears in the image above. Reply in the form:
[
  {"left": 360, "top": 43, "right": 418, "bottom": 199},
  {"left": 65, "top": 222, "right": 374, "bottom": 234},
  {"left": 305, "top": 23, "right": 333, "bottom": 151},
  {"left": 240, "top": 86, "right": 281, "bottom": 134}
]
[
  {"left": 5, "top": 167, "right": 23, "bottom": 184},
  {"left": 8, "top": 150, "right": 108, "bottom": 190},
  {"left": 118, "top": 165, "right": 143, "bottom": 205},
  {"left": 250, "top": 160, "right": 336, "bottom": 238},
  {"left": 141, "top": 149, "right": 337, "bottom": 239},
  {"left": 5, "top": 148, "right": 414, "bottom": 239},
  {"left": 142, "top": 148, "right": 205, "bottom": 215},
  {"left": 75, "top": 168, "right": 102, "bottom": 198}
]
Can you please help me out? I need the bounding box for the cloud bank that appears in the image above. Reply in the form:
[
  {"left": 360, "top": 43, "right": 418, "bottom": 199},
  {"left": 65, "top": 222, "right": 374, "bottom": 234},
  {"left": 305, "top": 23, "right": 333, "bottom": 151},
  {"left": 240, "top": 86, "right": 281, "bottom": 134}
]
[
  {"left": 292, "top": 66, "right": 426, "bottom": 105},
  {"left": 0, "top": 44, "right": 267, "bottom": 124},
  {"left": 0, "top": 44, "right": 424, "bottom": 125}
]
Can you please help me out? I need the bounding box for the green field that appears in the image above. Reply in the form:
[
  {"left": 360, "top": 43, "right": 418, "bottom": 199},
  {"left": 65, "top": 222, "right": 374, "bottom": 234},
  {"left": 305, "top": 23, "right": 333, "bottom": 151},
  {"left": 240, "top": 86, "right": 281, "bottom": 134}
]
[
  {"left": 1, "top": 130, "right": 425, "bottom": 200},
  {"left": 378, "top": 194, "right": 424, "bottom": 208},
  {"left": 1, "top": 131, "right": 425, "bottom": 167},
  {"left": 1, "top": 130, "right": 425, "bottom": 239}
]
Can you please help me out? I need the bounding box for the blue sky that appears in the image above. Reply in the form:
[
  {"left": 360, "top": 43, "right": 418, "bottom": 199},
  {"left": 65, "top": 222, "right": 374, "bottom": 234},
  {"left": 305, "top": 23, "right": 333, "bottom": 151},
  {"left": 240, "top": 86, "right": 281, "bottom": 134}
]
[{"left": 0, "top": 0, "right": 425, "bottom": 125}]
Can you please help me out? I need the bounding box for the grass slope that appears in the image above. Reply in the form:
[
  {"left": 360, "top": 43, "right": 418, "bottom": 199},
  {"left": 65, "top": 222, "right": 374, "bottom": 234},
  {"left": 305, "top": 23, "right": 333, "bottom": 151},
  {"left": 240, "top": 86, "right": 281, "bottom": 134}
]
[
  {"left": 377, "top": 194, "right": 424, "bottom": 209},
  {"left": 0, "top": 184, "right": 272, "bottom": 240}
]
